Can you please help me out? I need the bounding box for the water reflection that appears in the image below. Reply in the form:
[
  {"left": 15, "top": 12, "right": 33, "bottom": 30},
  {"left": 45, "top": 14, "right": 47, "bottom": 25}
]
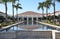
[{"left": 1, "top": 21, "right": 56, "bottom": 32}]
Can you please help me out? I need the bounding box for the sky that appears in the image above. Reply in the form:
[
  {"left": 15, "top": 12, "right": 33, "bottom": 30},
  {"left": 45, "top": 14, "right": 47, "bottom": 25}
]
[{"left": 0, "top": 0, "right": 60, "bottom": 16}]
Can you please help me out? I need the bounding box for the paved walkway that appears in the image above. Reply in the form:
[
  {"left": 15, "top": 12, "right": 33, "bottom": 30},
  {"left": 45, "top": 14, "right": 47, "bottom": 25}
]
[
  {"left": 0, "top": 21, "right": 24, "bottom": 31},
  {"left": 36, "top": 21, "right": 60, "bottom": 30}
]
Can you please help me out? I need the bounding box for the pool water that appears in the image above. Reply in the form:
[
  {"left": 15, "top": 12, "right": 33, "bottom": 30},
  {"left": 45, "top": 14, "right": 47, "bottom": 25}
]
[{"left": 1, "top": 22, "right": 56, "bottom": 32}]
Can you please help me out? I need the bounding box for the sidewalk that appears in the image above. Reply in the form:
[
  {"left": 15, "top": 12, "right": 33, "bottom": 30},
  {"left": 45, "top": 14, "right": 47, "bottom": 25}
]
[
  {"left": 36, "top": 21, "right": 60, "bottom": 30},
  {"left": 0, "top": 21, "right": 24, "bottom": 31}
]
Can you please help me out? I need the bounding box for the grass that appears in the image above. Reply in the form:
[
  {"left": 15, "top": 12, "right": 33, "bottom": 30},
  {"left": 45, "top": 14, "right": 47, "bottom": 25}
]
[
  {"left": 55, "top": 24, "right": 60, "bottom": 26},
  {"left": 0, "top": 21, "right": 16, "bottom": 28},
  {"left": 44, "top": 20, "right": 60, "bottom": 26}
]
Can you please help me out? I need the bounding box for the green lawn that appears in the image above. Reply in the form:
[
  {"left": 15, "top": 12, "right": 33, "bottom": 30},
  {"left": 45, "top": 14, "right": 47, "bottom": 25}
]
[{"left": 45, "top": 20, "right": 60, "bottom": 26}]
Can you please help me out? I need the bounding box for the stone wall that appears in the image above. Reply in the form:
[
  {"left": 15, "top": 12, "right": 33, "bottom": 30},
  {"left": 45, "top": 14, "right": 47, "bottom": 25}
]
[
  {"left": 0, "top": 32, "right": 16, "bottom": 39},
  {"left": 55, "top": 32, "right": 60, "bottom": 39},
  {"left": 0, "top": 31, "right": 52, "bottom": 39}
]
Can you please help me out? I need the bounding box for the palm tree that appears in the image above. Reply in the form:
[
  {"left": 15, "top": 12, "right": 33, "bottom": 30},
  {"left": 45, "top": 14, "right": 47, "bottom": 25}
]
[
  {"left": 9, "top": 0, "right": 17, "bottom": 22},
  {"left": 44, "top": 0, "right": 52, "bottom": 22},
  {"left": 14, "top": 3, "right": 22, "bottom": 22},
  {"left": 37, "top": 2, "right": 45, "bottom": 21},
  {"left": 0, "top": 0, "right": 9, "bottom": 23},
  {"left": 52, "top": 0, "right": 60, "bottom": 24},
  {"left": 0, "top": 0, "right": 16, "bottom": 22}
]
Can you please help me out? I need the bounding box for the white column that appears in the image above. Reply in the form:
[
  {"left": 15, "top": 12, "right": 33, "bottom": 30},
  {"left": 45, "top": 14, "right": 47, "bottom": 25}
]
[
  {"left": 21, "top": 17, "right": 22, "bottom": 21},
  {"left": 17, "top": 15, "right": 19, "bottom": 22},
  {"left": 22, "top": 17, "right": 23, "bottom": 21},
  {"left": 22, "top": 17, "right": 24, "bottom": 24},
  {"left": 36, "top": 17, "right": 38, "bottom": 24},
  {"left": 18, "top": 16, "right": 19, "bottom": 21},
  {"left": 52, "top": 30, "right": 56, "bottom": 39},
  {"left": 22, "top": 17, "right": 25, "bottom": 22},
  {"left": 27, "top": 17, "right": 28, "bottom": 24},
  {"left": 32, "top": 17, "right": 33, "bottom": 25},
  {"left": 37, "top": 17, "right": 38, "bottom": 21}
]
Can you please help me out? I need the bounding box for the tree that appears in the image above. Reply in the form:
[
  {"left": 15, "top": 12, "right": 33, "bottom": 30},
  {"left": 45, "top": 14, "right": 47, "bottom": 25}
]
[
  {"left": 9, "top": 0, "right": 16, "bottom": 22},
  {"left": 44, "top": 0, "right": 52, "bottom": 21},
  {"left": 44, "top": 0, "right": 60, "bottom": 24},
  {"left": 52, "top": 0, "right": 60, "bottom": 24},
  {"left": 0, "top": 16, "right": 5, "bottom": 23},
  {"left": 0, "top": 0, "right": 16, "bottom": 22},
  {"left": 37, "top": 2, "right": 45, "bottom": 21},
  {"left": 14, "top": 3, "right": 22, "bottom": 22},
  {"left": 2, "top": 0, "right": 8, "bottom": 22}
]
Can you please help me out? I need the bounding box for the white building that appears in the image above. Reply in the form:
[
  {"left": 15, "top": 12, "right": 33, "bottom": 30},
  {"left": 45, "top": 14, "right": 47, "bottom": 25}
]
[
  {"left": 17, "top": 11, "right": 60, "bottom": 23},
  {"left": 18, "top": 11, "right": 42, "bottom": 24},
  {"left": 0, "top": 12, "right": 6, "bottom": 17},
  {"left": 45, "top": 11, "right": 60, "bottom": 16}
]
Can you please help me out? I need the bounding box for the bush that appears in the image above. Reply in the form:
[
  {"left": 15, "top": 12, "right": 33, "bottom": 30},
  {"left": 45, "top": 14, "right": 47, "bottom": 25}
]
[
  {"left": 1, "top": 23, "right": 8, "bottom": 27},
  {"left": 0, "top": 16, "right": 5, "bottom": 23}
]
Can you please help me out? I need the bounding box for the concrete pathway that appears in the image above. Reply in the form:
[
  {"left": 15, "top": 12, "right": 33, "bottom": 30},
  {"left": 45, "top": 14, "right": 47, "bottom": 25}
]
[
  {"left": 0, "top": 21, "right": 24, "bottom": 31},
  {"left": 36, "top": 21, "right": 60, "bottom": 30}
]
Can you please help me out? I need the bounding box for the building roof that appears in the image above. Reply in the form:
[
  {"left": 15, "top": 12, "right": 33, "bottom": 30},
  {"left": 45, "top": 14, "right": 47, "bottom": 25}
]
[
  {"left": 55, "top": 11, "right": 60, "bottom": 13},
  {"left": 17, "top": 11, "right": 60, "bottom": 17},
  {"left": 18, "top": 11, "right": 42, "bottom": 17},
  {"left": 50, "top": 11, "right": 60, "bottom": 14},
  {"left": 44, "top": 11, "right": 60, "bottom": 16},
  {"left": 0, "top": 12, "right": 5, "bottom": 14}
]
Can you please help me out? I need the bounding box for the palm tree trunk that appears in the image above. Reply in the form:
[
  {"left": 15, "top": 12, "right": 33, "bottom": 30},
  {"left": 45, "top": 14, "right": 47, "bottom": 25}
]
[
  {"left": 5, "top": 2, "right": 8, "bottom": 22},
  {"left": 12, "top": 2, "right": 15, "bottom": 22},
  {"left": 16, "top": 8, "right": 18, "bottom": 22},
  {"left": 46, "top": 7, "right": 48, "bottom": 22},
  {"left": 42, "top": 8, "right": 44, "bottom": 21},
  {"left": 53, "top": 0, "right": 56, "bottom": 24}
]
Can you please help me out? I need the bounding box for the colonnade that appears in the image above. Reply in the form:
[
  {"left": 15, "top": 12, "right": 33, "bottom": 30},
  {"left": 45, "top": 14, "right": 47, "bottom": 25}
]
[{"left": 19, "top": 17, "right": 40, "bottom": 25}]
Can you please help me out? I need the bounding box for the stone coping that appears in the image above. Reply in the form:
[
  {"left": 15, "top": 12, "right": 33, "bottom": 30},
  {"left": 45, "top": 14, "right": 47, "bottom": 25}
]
[
  {"left": 0, "top": 21, "right": 24, "bottom": 31},
  {"left": 36, "top": 21, "right": 60, "bottom": 29},
  {"left": 11, "top": 29, "right": 57, "bottom": 31}
]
